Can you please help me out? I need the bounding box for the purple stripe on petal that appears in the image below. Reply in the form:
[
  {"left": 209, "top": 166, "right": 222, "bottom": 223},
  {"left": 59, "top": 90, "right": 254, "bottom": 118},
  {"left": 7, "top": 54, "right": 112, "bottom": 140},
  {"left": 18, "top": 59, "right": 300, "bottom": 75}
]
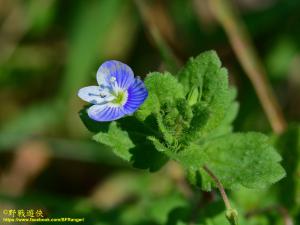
[
  {"left": 87, "top": 104, "right": 126, "bottom": 122},
  {"left": 78, "top": 86, "right": 104, "bottom": 104},
  {"left": 80, "top": 60, "right": 148, "bottom": 122},
  {"left": 123, "top": 78, "right": 148, "bottom": 115},
  {"left": 97, "top": 60, "right": 135, "bottom": 89}
]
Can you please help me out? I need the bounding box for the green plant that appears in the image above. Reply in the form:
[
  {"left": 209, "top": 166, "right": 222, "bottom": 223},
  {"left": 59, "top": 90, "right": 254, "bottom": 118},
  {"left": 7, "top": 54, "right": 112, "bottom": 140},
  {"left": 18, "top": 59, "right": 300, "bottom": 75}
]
[{"left": 80, "top": 51, "right": 286, "bottom": 225}]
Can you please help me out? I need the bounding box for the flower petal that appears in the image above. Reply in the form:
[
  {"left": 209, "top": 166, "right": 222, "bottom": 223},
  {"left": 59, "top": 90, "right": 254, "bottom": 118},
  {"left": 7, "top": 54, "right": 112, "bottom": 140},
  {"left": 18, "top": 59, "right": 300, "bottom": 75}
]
[
  {"left": 97, "top": 60, "right": 135, "bottom": 89},
  {"left": 78, "top": 86, "right": 103, "bottom": 104},
  {"left": 123, "top": 78, "right": 148, "bottom": 115},
  {"left": 87, "top": 104, "right": 126, "bottom": 122}
]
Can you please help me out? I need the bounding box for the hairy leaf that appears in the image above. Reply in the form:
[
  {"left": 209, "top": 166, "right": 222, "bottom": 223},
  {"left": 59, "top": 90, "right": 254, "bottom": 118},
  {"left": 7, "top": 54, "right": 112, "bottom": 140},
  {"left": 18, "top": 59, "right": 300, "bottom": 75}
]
[
  {"left": 178, "top": 51, "right": 238, "bottom": 136},
  {"left": 136, "top": 72, "right": 184, "bottom": 120},
  {"left": 137, "top": 72, "right": 188, "bottom": 147},
  {"left": 93, "top": 122, "right": 134, "bottom": 161},
  {"left": 170, "top": 133, "right": 285, "bottom": 190},
  {"left": 90, "top": 115, "right": 168, "bottom": 172},
  {"left": 79, "top": 51, "right": 285, "bottom": 191}
]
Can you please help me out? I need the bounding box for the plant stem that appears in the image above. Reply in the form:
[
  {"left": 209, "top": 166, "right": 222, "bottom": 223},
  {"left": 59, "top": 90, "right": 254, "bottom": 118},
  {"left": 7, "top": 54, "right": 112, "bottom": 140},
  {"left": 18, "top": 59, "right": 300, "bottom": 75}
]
[
  {"left": 203, "top": 165, "right": 231, "bottom": 209},
  {"left": 208, "top": 0, "right": 287, "bottom": 134},
  {"left": 203, "top": 165, "right": 238, "bottom": 225}
]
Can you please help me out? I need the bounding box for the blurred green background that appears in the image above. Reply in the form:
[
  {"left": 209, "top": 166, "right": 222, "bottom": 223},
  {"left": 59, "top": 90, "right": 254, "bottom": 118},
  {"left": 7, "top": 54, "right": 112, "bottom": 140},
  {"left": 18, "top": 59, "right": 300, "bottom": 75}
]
[{"left": 0, "top": 0, "right": 299, "bottom": 224}]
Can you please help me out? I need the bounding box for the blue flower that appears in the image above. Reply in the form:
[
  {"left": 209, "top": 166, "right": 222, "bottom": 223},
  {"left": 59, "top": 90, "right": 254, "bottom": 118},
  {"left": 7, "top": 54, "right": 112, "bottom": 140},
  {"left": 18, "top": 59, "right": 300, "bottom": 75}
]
[{"left": 78, "top": 60, "right": 148, "bottom": 122}]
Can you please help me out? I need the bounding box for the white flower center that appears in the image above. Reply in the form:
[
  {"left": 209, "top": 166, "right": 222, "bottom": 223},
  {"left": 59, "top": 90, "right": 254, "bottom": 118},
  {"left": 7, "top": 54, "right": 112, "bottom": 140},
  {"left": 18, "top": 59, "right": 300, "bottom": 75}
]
[{"left": 98, "top": 76, "right": 128, "bottom": 106}]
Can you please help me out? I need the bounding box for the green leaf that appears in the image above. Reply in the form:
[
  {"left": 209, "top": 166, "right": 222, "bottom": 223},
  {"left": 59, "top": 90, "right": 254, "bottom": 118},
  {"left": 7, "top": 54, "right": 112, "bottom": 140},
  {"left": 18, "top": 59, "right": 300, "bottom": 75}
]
[
  {"left": 89, "top": 115, "right": 168, "bottom": 172},
  {"left": 136, "top": 72, "right": 187, "bottom": 147},
  {"left": 129, "top": 139, "right": 169, "bottom": 172},
  {"left": 178, "top": 50, "right": 222, "bottom": 94},
  {"left": 136, "top": 51, "right": 238, "bottom": 152},
  {"left": 170, "top": 133, "right": 285, "bottom": 190},
  {"left": 136, "top": 72, "right": 185, "bottom": 120},
  {"left": 210, "top": 89, "right": 239, "bottom": 138},
  {"left": 177, "top": 50, "right": 237, "bottom": 136},
  {"left": 79, "top": 51, "right": 285, "bottom": 192},
  {"left": 181, "top": 102, "right": 210, "bottom": 144},
  {"left": 93, "top": 122, "right": 134, "bottom": 161}
]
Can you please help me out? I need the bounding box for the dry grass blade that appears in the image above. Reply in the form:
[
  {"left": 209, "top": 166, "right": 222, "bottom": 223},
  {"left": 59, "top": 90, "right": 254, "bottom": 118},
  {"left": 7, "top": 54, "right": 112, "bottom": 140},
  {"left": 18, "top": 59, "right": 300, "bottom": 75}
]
[{"left": 207, "top": 0, "right": 287, "bottom": 134}]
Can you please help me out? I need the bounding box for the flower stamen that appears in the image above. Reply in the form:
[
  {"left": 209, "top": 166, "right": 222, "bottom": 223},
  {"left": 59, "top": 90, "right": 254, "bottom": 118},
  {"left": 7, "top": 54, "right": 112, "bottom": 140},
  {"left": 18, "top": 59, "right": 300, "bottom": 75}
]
[
  {"left": 99, "top": 93, "right": 106, "bottom": 98},
  {"left": 110, "top": 76, "right": 116, "bottom": 83},
  {"left": 112, "top": 91, "right": 128, "bottom": 106}
]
